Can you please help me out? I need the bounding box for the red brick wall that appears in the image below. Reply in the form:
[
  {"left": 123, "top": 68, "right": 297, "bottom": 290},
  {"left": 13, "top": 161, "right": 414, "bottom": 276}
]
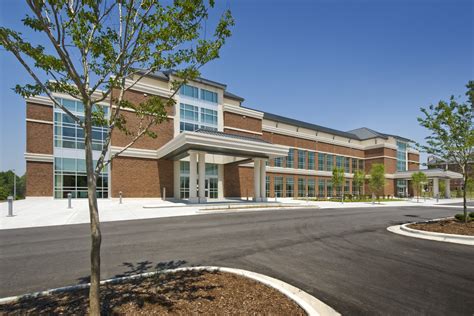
[
  {"left": 26, "top": 161, "right": 53, "bottom": 196},
  {"left": 26, "top": 121, "right": 53, "bottom": 155},
  {"left": 224, "top": 112, "right": 262, "bottom": 133},
  {"left": 111, "top": 157, "right": 173, "bottom": 198},
  {"left": 27, "top": 102, "right": 53, "bottom": 121}
]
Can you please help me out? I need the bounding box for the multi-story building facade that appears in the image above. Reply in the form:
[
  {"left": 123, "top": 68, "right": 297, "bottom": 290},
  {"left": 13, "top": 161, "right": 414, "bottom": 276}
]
[{"left": 26, "top": 71, "right": 456, "bottom": 201}]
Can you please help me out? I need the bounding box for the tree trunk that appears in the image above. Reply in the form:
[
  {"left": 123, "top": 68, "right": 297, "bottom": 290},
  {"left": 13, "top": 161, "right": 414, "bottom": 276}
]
[
  {"left": 84, "top": 103, "right": 102, "bottom": 316},
  {"left": 463, "top": 174, "right": 468, "bottom": 224}
]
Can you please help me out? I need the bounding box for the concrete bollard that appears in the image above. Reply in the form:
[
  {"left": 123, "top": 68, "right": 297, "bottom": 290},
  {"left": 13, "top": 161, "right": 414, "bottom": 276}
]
[
  {"left": 7, "top": 196, "right": 13, "bottom": 217},
  {"left": 436, "top": 193, "right": 439, "bottom": 203},
  {"left": 119, "top": 191, "right": 123, "bottom": 204},
  {"left": 67, "top": 193, "right": 72, "bottom": 209},
  {"left": 162, "top": 187, "right": 166, "bottom": 201}
]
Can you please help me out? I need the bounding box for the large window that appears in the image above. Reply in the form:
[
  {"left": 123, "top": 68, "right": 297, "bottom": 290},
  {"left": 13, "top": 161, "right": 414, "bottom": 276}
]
[
  {"left": 286, "top": 149, "right": 294, "bottom": 168},
  {"left": 53, "top": 98, "right": 109, "bottom": 199},
  {"left": 54, "top": 157, "right": 108, "bottom": 198},
  {"left": 344, "top": 180, "right": 350, "bottom": 195},
  {"left": 274, "top": 176, "right": 283, "bottom": 197},
  {"left": 298, "top": 178, "right": 306, "bottom": 197},
  {"left": 344, "top": 158, "right": 350, "bottom": 173},
  {"left": 266, "top": 176, "right": 270, "bottom": 197},
  {"left": 326, "top": 155, "right": 333, "bottom": 171},
  {"left": 308, "top": 152, "right": 315, "bottom": 170},
  {"left": 308, "top": 178, "right": 315, "bottom": 197},
  {"left": 326, "top": 180, "right": 333, "bottom": 197},
  {"left": 180, "top": 84, "right": 199, "bottom": 98},
  {"left": 318, "top": 179, "right": 325, "bottom": 197},
  {"left": 179, "top": 103, "right": 217, "bottom": 132},
  {"left": 200, "top": 88, "right": 218, "bottom": 103},
  {"left": 336, "top": 156, "right": 344, "bottom": 169},
  {"left": 352, "top": 158, "right": 358, "bottom": 173},
  {"left": 298, "top": 150, "right": 306, "bottom": 169},
  {"left": 274, "top": 157, "right": 283, "bottom": 167},
  {"left": 397, "top": 141, "right": 408, "bottom": 171},
  {"left": 285, "top": 177, "right": 294, "bottom": 197},
  {"left": 318, "top": 153, "right": 325, "bottom": 171}
]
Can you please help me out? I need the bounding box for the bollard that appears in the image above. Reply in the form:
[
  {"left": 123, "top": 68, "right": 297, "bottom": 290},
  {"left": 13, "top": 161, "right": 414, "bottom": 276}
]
[
  {"left": 275, "top": 195, "right": 277, "bottom": 202},
  {"left": 67, "top": 193, "right": 72, "bottom": 209},
  {"left": 162, "top": 187, "right": 166, "bottom": 201},
  {"left": 7, "top": 196, "right": 13, "bottom": 217},
  {"left": 306, "top": 193, "right": 309, "bottom": 203},
  {"left": 436, "top": 193, "right": 439, "bottom": 203},
  {"left": 119, "top": 191, "right": 123, "bottom": 204},
  {"left": 246, "top": 189, "right": 249, "bottom": 201}
]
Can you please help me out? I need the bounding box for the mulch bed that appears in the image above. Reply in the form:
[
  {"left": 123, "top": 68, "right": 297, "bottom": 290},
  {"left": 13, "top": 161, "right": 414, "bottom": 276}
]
[
  {"left": 408, "top": 219, "right": 474, "bottom": 236},
  {"left": 0, "top": 270, "right": 306, "bottom": 315}
]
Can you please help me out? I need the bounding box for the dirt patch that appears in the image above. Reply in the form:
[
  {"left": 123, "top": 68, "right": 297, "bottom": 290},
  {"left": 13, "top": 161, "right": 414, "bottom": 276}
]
[
  {"left": 0, "top": 270, "right": 306, "bottom": 315},
  {"left": 408, "top": 219, "right": 474, "bottom": 236}
]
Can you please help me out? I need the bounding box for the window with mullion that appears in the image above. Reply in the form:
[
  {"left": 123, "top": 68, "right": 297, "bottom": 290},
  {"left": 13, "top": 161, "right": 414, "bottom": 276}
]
[
  {"left": 308, "top": 152, "right": 315, "bottom": 170},
  {"left": 298, "top": 150, "right": 306, "bottom": 169}
]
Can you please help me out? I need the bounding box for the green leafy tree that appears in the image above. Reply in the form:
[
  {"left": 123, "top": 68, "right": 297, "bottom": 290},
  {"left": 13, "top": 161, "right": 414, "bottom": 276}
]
[
  {"left": 417, "top": 81, "right": 474, "bottom": 223},
  {"left": 332, "top": 167, "right": 345, "bottom": 202},
  {"left": 411, "top": 171, "right": 427, "bottom": 202},
  {"left": 439, "top": 179, "right": 446, "bottom": 198},
  {"left": 352, "top": 169, "right": 365, "bottom": 199},
  {"left": 465, "top": 179, "right": 474, "bottom": 199},
  {"left": 369, "top": 164, "right": 385, "bottom": 203},
  {"left": 0, "top": 1, "right": 233, "bottom": 313},
  {"left": 0, "top": 171, "right": 25, "bottom": 200}
]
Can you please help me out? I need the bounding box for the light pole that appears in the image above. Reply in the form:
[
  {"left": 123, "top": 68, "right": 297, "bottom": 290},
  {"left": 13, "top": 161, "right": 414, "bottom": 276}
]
[{"left": 12, "top": 169, "right": 16, "bottom": 200}]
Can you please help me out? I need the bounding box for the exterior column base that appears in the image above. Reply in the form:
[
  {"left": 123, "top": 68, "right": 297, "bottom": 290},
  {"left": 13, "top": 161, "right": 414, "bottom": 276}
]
[
  {"left": 253, "top": 197, "right": 263, "bottom": 202},
  {"left": 189, "top": 197, "right": 200, "bottom": 204},
  {"left": 199, "top": 197, "right": 207, "bottom": 204}
]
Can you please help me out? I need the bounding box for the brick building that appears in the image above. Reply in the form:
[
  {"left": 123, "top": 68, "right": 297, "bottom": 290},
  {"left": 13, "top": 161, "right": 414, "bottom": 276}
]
[{"left": 24, "top": 71, "right": 459, "bottom": 201}]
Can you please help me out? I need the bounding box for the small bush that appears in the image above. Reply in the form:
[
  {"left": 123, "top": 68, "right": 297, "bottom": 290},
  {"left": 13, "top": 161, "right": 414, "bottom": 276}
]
[{"left": 454, "top": 213, "right": 472, "bottom": 222}]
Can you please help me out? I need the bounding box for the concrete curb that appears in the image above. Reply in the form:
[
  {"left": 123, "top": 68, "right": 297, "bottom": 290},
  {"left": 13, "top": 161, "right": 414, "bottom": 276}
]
[
  {"left": 0, "top": 266, "right": 339, "bottom": 316},
  {"left": 387, "top": 220, "right": 474, "bottom": 246}
]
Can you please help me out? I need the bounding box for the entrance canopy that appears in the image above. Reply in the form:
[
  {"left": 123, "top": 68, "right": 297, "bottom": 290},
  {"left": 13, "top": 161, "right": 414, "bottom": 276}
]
[
  {"left": 157, "top": 129, "right": 289, "bottom": 164},
  {"left": 394, "top": 168, "right": 463, "bottom": 180}
]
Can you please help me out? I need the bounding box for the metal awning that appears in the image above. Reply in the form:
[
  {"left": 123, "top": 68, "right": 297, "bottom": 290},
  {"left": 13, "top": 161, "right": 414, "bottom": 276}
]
[
  {"left": 156, "top": 130, "right": 289, "bottom": 162},
  {"left": 394, "top": 169, "right": 463, "bottom": 180}
]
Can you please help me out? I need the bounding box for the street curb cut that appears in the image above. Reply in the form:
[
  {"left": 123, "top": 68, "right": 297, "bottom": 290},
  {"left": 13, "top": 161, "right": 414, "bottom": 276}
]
[
  {"left": 0, "top": 266, "right": 339, "bottom": 316},
  {"left": 387, "top": 220, "right": 474, "bottom": 246}
]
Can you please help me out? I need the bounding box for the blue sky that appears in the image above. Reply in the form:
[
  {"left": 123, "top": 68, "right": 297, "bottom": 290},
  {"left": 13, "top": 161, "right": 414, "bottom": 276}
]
[{"left": 1, "top": 0, "right": 472, "bottom": 175}]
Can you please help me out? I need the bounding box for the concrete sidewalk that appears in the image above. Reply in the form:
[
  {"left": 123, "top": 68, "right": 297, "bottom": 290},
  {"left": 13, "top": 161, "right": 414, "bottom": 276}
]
[{"left": 0, "top": 197, "right": 468, "bottom": 230}]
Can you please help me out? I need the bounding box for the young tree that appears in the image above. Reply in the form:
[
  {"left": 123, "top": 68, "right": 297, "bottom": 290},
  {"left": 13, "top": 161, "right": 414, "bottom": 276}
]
[
  {"left": 417, "top": 81, "right": 474, "bottom": 223},
  {"left": 0, "top": 1, "right": 233, "bottom": 314},
  {"left": 332, "top": 167, "right": 345, "bottom": 202},
  {"left": 368, "top": 163, "right": 385, "bottom": 203},
  {"left": 352, "top": 169, "right": 365, "bottom": 199},
  {"left": 411, "top": 171, "right": 427, "bottom": 203}
]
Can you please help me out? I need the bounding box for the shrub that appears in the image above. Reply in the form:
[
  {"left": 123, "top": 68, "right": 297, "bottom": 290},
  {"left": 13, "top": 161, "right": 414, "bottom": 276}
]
[{"left": 454, "top": 213, "right": 472, "bottom": 222}]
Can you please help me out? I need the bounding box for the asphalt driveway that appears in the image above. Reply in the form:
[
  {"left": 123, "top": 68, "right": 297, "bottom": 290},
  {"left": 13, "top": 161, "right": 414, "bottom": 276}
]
[{"left": 1, "top": 205, "right": 473, "bottom": 315}]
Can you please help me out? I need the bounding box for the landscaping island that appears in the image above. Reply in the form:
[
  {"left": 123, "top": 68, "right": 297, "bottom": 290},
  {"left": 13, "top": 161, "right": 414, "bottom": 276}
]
[
  {"left": 408, "top": 215, "right": 474, "bottom": 236},
  {"left": 0, "top": 270, "right": 305, "bottom": 315}
]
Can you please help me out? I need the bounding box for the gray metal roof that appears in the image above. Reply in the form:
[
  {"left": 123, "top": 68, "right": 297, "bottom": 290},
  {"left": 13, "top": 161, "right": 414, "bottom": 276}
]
[
  {"left": 224, "top": 91, "right": 245, "bottom": 102},
  {"left": 195, "top": 129, "right": 270, "bottom": 144},
  {"left": 262, "top": 111, "right": 362, "bottom": 140}
]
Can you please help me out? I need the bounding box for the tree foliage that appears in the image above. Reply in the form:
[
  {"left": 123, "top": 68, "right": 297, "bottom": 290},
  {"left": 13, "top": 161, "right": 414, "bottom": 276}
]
[
  {"left": 0, "top": 1, "right": 233, "bottom": 314},
  {"left": 417, "top": 81, "right": 474, "bottom": 222},
  {"left": 368, "top": 163, "right": 385, "bottom": 201},
  {"left": 411, "top": 171, "right": 427, "bottom": 202},
  {"left": 0, "top": 171, "right": 26, "bottom": 200},
  {"left": 332, "top": 167, "right": 345, "bottom": 201},
  {"left": 352, "top": 169, "right": 365, "bottom": 198}
]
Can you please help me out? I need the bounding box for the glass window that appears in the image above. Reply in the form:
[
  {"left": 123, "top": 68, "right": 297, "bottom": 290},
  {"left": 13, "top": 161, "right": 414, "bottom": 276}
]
[
  {"left": 298, "top": 178, "right": 306, "bottom": 197},
  {"left": 274, "top": 176, "right": 283, "bottom": 197},
  {"left": 180, "top": 122, "right": 199, "bottom": 132},
  {"left": 358, "top": 159, "right": 364, "bottom": 171},
  {"left": 180, "top": 103, "right": 199, "bottom": 122},
  {"left": 200, "top": 108, "right": 218, "bottom": 126},
  {"left": 344, "top": 180, "right": 350, "bottom": 196},
  {"left": 308, "top": 178, "right": 315, "bottom": 197},
  {"left": 285, "top": 177, "right": 294, "bottom": 197},
  {"left": 397, "top": 141, "right": 408, "bottom": 171},
  {"left": 200, "top": 89, "right": 218, "bottom": 103},
  {"left": 298, "top": 150, "right": 306, "bottom": 169},
  {"left": 336, "top": 156, "right": 344, "bottom": 169},
  {"left": 180, "top": 161, "right": 190, "bottom": 174},
  {"left": 326, "top": 180, "right": 333, "bottom": 198},
  {"left": 326, "top": 155, "right": 333, "bottom": 172},
  {"left": 205, "top": 163, "right": 218, "bottom": 176},
  {"left": 344, "top": 157, "right": 350, "bottom": 173},
  {"left": 274, "top": 157, "right": 283, "bottom": 167},
  {"left": 352, "top": 158, "right": 358, "bottom": 173},
  {"left": 308, "top": 152, "right": 315, "bottom": 170},
  {"left": 266, "top": 176, "right": 270, "bottom": 197},
  {"left": 318, "top": 179, "right": 325, "bottom": 197},
  {"left": 318, "top": 153, "right": 325, "bottom": 171},
  {"left": 286, "top": 149, "right": 294, "bottom": 168},
  {"left": 180, "top": 84, "right": 199, "bottom": 98}
]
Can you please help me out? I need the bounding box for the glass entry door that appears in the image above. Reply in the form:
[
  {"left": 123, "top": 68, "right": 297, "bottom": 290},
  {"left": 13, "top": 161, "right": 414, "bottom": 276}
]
[{"left": 206, "top": 177, "right": 218, "bottom": 199}]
